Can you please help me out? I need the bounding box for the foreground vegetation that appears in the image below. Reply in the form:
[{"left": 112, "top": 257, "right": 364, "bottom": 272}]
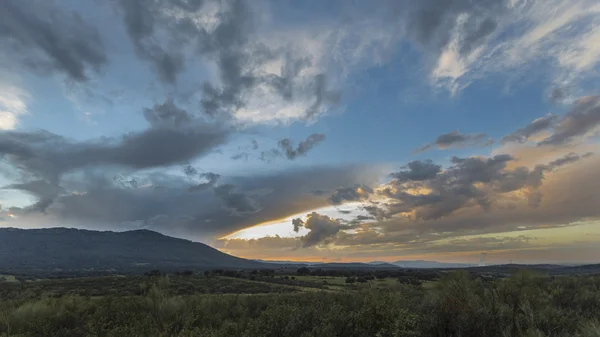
[{"left": 1, "top": 270, "right": 600, "bottom": 336}]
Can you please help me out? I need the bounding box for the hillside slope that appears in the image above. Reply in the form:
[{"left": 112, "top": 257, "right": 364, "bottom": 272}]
[{"left": 0, "top": 227, "right": 267, "bottom": 275}]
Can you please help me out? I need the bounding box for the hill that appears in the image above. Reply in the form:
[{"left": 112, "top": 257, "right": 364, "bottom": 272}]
[
  {"left": 391, "top": 260, "right": 474, "bottom": 268},
  {"left": 316, "top": 262, "right": 400, "bottom": 269},
  {"left": 0, "top": 227, "right": 268, "bottom": 276}
]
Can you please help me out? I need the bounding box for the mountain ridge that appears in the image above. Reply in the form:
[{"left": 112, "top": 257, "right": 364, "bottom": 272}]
[{"left": 0, "top": 227, "right": 268, "bottom": 276}]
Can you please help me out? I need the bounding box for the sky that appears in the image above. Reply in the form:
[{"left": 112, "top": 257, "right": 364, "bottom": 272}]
[{"left": 1, "top": 0, "right": 600, "bottom": 265}]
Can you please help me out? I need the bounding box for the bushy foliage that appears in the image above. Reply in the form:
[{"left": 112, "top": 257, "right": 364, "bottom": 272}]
[{"left": 1, "top": 271, "right": 600, "bottom": 336}]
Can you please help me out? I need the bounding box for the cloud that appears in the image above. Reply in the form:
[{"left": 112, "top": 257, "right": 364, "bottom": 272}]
[
  {"left": 292, "top": 212, "right": 352, "bottom": 248},
  {"left": 547, "top": 151, "right": 593, "bottom": 168},
  {"left": 329, "top": 185, "right": 373, "bottom": 205},
  {"left": 188, "top": 172, "right": 221, "bottom": 192},
  {"left": 2, "top": 180, "right": 63, "bottom": 213},
  {"left": 0, "top": 125, "right": 228, "bottom": 183},
  {"left": 213, "top": 184, "right": 261, "bottom": 215},
  {"left": 0, "top": 81, "right": 29, "bottom": 130},
  {"left": 415, "top": 131, "right": 493, "bottom": 152},
  {"left": 302, "top": 74, "right": 341, "bottom": 121},
  {"left": 277, "top": 133, "right": 326, "bottom": 160},
  {"left": 0, "top": 0, "right": 108, "bottom": 81},
  {"left": 114, "top": 0, "right": 340, "bottom": 123},
  {"left": 397, "top": 0, "right": 507, "bottom": 91},
  {"left": 128, "top": 146, "right": 600, "bottom": 260},
  {"left": 389, "top": 160, "right": 441, "bottom": 182},
  {"left": 113, "top": 0, "right": 204, "bottom": 83},
  {"left": 214, "top": 235, "right": 300, "bottom": 251},
  {"left": 231, "top": 134, "right": 327, "bottom": 162},
  {"left": 538, "top": 95, "right": 600, "bottom": 146},
  {"left": 1, "top": 164, "right": 383, "bottom": 238},
  {"left": 501, "top": 113, "right": 558, "bottom": 144},
  {"left": 183, "top": 165, "right": 198, "bottom": 177},
  {"left": 398, "top": 0, "right": 600, "bottom": 92},
  {"left": 373, "top": 151, "right": 593, "bottom": 222},
  {"left": 402, "top": 0, "right": 505, "bottom": 56},
  {"left": 0, "top": 99, "right": 228, "bottom": 215},
  {"left": 550, "top": 88, "right": 567, "bottom": 104},
  {"left": 143, "top": 99, "right": 195, "bottom": 128}
]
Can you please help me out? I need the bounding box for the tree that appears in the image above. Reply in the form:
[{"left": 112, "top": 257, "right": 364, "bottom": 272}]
[
  {"left": 376, "top": 271, "right": 388, "bottom": 280},
  {"left": 297, "top": 267, "right": 310, "bottom": 276},
  {"left": 145, "top": 270, "right": 161, "bottom": 277}
]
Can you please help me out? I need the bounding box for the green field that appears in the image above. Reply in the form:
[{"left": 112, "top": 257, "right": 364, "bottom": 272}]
[
  {"left": 293, "top": 275, "right": 401, "bottom": 288},
  {"left": 0, "top": 274, "right": 299, "bottom": 301},
  {"left": 0, "top": 275, "right": 17, "bottom": 283},
  {"left": 293, "top": 275, "right": 348, "bottom": 285}
]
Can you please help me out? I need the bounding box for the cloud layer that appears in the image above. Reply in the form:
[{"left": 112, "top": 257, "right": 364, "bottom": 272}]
[{"left": 1, "top": 0, "right": 599, "bottom": 264}]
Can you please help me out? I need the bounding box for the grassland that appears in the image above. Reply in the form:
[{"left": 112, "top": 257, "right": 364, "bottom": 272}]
[{"left": 2, "top": 269, "right": 600, "bottom": 336}]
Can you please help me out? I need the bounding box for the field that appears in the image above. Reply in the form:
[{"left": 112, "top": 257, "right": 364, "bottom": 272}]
[
  {"left": 0, "top": 276, "right": 16, "bottom": 284},
  {"left": 2, "top": 269, "right": 600, "bottom": 336}
]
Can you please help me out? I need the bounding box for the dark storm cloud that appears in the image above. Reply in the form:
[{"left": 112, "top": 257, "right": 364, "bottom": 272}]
[
  {"left": 0, "top": 0, "right": 108, "bottom": 81},
  {"left": 292, "top": 212, "right": 352, "bottom": 248},
  {"left": 501, "top": 114, "right": 558, "bottom": 144},
  {"left": 415, "top": 131, "right": 493, "bottom": 152},
  {"left": 538, "top": 96, "right": 600, "bottom": 146},
  {"left": 278, "top": 133, "right": 326, "bottom": 160}
]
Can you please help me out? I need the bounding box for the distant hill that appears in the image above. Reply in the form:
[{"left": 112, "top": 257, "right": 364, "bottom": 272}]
[
  {"left": 0, "top": 227, "right": 269, "bottom": 276},
  {"left": 467, "top": 263, "right": 600, "bottom": 275},
  {"left": 317, "top": 262, "right": 400, "bottom": 269},
  {"left": 387, "top": 260, "right": 474, "bottom": 269},
  {"left": 253, "top": 259, "right": 319, "bottom": 266}
]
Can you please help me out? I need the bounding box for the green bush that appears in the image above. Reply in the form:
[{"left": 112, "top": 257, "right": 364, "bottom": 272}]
[{"left": 2, "top": 271, "right": 600, "bottom": 336}]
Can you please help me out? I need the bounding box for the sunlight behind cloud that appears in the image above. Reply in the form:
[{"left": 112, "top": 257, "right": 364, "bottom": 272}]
[{"left": 224, "top": 202, "right": 368, "bottom": 240}]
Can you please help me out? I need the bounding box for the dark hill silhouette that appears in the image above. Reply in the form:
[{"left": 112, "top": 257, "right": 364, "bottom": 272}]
[{"left": 0, "top": 227, "right": 267, "bottom": 276}]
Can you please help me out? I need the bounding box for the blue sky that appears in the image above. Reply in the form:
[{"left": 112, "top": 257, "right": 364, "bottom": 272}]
[{"left": 1, "top": 0, "right": 600, "bottom": 264}]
